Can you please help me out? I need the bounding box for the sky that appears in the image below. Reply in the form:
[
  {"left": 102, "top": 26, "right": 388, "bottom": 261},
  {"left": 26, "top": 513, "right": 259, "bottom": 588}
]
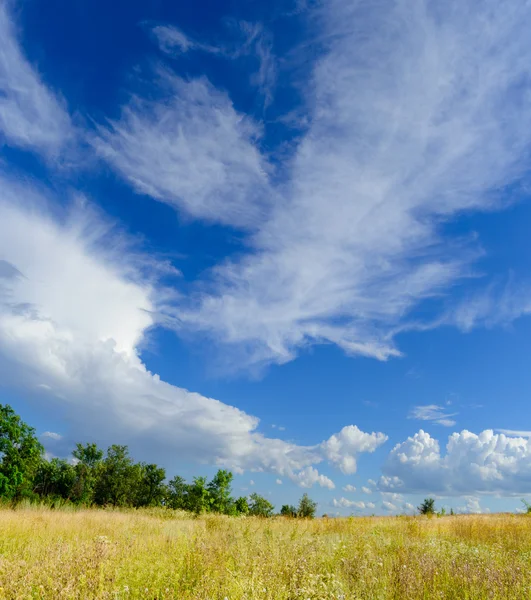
[{"left": 1, "top": 0, "right": 531, "bottom": 516}]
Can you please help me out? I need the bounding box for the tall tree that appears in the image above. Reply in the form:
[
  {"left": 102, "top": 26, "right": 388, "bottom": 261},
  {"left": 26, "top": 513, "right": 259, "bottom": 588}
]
[
  {"left": 207, "top": 469, "right": 234, "bottom": 514},
  {"left": 0, "top": 404, "right": 44, "bottom": 500},
  {"left": 136, "top": 463, "right": 166, "bottom": 507},
  {"left": 94, "top": 445, "right": 140, "bottom": 506},
  {"left": 187, "top": 476, "right": 211, "bottom": 514},
  {"left": 167, "top": 475, "right": 189, "bottom": 510},
  {"left": 298, "top": 493, "right": 317, "bottom": 518},
  {"left": 71, "top": 443, "right": 104, "bottom": 504}
]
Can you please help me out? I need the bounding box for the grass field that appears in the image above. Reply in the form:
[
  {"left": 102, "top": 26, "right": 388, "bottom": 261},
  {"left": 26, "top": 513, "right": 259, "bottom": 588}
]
[{"left": 0, "top": 507, "right": 530, "bottom": 599}]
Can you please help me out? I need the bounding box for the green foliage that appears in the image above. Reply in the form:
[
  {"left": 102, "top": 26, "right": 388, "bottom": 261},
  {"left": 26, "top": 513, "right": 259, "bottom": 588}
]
[
  {"left": 280, "top": 504, "right": 297, "bottom": 517},
  {"left": 94, "top": 445, "right": 140, "bottom": 506},
  {"left": 136, "top": 463, "right": 166, "bottom": 507},
  {"left": 70, "top": 443, "right": 104, "bottom": 504},
  {"left": 297, "top": 493, "right": 317, "bottom": 518},
  {"left": 207, "top": 469, "right": 233, "bottom": 514},
  {"left": 0, "top": 404, "right": 44, "bottom": 500},
  {"left": 418, "top": 497, "right": 436, "bottom": 516},
  {"left": 521, "top": 499, "right": 531, "bottom": 514},
  {"left": 234, "top": 496, "right": 249, "bottom": 515},
  {"left": 248, "top": 492, "right": 274, "bottom": 517},
  {"left": 187, "top": 476, "right": 212, "bottom": 514}
]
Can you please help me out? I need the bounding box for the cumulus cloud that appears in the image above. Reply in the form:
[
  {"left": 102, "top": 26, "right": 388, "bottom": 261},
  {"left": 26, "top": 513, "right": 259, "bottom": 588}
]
[
  {"left": 167, "top": 0, "right": 531, "bottom": 369},
  {"left": 342, "top": 484, "right": 356, "bottom": 493},
  {"left": 0, "top": 1, "right": 72, "bottom": 155},
  {"left": 332, "top": 498, "right": 366, "bottom": 510},
  {"left": 0, "top": 179, "right": 385, "bottom": 484},
  {"left": 320, "top": 426, "right": 387, "bottom": 474},
  {"left": 381, "top": 429, "right": 531, "bottom": 495},
  {"left": 361, "top": 486, "right": 372, "bottom": 494},
  {"left": 290, "top": 466, "right": 334, "bottom": 489},
  {"left": 409, "top": 405, "right": 458, "bottom": 427}
]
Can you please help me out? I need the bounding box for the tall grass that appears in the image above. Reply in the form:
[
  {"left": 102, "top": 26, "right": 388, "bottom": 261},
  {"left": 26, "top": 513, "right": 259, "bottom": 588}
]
[{"left": 0, "top": 508, "right": 529, "bottom": 599}]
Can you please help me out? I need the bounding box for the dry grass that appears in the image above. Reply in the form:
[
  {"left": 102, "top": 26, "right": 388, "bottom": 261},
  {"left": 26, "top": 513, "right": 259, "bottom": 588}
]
[{"left": 0, "top": 507, "right": 530, "bottom": 599}]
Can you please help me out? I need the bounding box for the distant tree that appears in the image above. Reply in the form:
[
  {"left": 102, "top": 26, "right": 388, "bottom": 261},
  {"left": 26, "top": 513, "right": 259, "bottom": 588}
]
[
  {"left": 280, "top": 504, "right": 297, "bottom": 517},
  {"left": 521, "top": 499, "right": 531, "bottom": 514},
  {"left": 0, "top": 404, "right": 44, "bottom": 500},
  {"left": 437, "top": 507, "right": 446, "bottom": 517},
  {"left": 94, "top": 445, "right": 140, "bottom": 506},
  {"left": 450, "top": 508, "right": 455, "bottom": 516},
  {"left": 187, "top": 476, "right": 211, "bottom": 514},
  {"left": 234, "top": 496, "right": 249, "bottom": 515},
  {"left": 298, "top": 493, "right": 317, "bottom": 518},
  {"left": 34, "top": 458, "right": 76, "bottom": 500},
  {"left": 248, "top": 493, "right": 274, "bottom": 517},
  {"left": 136, "top": 463, "right": 166, "bottom": 507},
  {"left": 418, "top": 498, "right": 436, "bottom": 516},
  {"left": 71, "top": 443, "right": 104, "bottom": 504},
  {"left": 207, "top": 469, "right": 234, "bottom": 514},
  {"left": 167, "top": 475, "right": 188, "bottom": 510}
]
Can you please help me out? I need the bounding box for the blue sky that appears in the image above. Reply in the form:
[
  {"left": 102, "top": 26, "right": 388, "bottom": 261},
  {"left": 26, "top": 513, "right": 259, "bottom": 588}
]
[{"left": 2, "top": 0, "right": 531, "bottom": 516}]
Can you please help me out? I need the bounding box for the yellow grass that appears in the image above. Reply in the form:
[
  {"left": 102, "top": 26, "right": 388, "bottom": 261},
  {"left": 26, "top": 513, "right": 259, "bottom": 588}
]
[{"left": 0, "top": 508, "right": 530, "bottom": 599}]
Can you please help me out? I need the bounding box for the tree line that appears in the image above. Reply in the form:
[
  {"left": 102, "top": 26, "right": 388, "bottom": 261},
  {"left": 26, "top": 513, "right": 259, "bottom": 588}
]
[{"left": 0, "top": 404, "right": 317, "bottom": 517}]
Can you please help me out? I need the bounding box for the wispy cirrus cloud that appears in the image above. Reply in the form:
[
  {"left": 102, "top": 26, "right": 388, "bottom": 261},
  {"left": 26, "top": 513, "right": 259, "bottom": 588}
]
[
  {"left": 160, "top": 0, "right": 531, "bottom": 370},
  {"left": 93, "top": 70, "right": 272, "bottom": 229},
  {"left": 409, "top": 405, "right": 458, "bottom": 427},
  {"left": 0, "top": 0, "right": 72, "bottom": 155}
]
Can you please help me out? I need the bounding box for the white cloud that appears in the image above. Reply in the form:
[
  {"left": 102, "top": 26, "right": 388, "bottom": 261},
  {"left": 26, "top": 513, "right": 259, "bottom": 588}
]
[
  {"left": 0, "top": 2, "right": 72, "bottom": 155},
  {"left": 170, "top": 0, "right": 531, "bottom": 369},
  {"left": 41, "top": 431, "right": 62, "bottom": 441},
  {"left": 342, "top": 484, "right": 356, "bottom": 493},
  {"left": 496, "top": 429, "right": 531, "bottom": 438},
  {"left": 319, "top": 426, "right": 388, "bottom": 474},
  {"left": 332, "top": 497, "right": 366, "bottom": 510},
  {"left": 457, "top": 496, "right": 489, "bottom": 514},
  {"left": 276, "top": 478, "right": 282, "bottom": 485},
  {"left": 367, "top": 479, "right": 376, "bottom": 487},
  {"left": 290, "top": 466, "right": 334, "bottom": 489},
  {"left": 249, "top": 480, "right": 255, "bottom": 486},
  {"left": 361, "top": 486, "right": 371, "bottom": 494},
  {"left": 409, "top": 405, "right": 458, "bottom": 427},
  {"left": 381, "top": 501, "right": 397, "bottom": 512},
  {"left": 152, "top": 26, "right": 198, "bottom": 54},
  {"left": 93, "top": 69, "right": 272, "bottom": 229},
  {"left": 382, "top": 429, "right": 531, "bottom": 495},
  {"left": 0, "top": 181, "right": 386, "bottom": 485}
]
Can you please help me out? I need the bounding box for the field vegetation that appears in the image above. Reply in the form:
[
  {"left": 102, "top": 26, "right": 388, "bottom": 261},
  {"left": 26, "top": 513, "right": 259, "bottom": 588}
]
[{"left": 0, "top": 507, "right": 530, "bottom": 599}]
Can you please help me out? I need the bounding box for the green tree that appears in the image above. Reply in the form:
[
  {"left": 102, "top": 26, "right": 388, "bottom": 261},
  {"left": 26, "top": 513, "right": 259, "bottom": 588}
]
[
  {"left": 521, "top": 499, "right": 531, "bottom": 514},
  {"left": 297, "top": 493, "right": 317, "bottom": 518},
  {"left": 167, "top": 475, "right": 189, "bottom": 510},
  {"left": 418, "top": 497, "right": 436, "bottom": 516},
  {"left": 248, "top": 492, "right": 274, "bottom": 517},
  {"left": 280, "top": 504, "right": 297, "bottom": 517},
  {"left": 207, "top": 469, "right": 234, "bottom": 514},
  {"left": 34, "top": 458, "right": 76, "bottom": 500},
  {"left": 234, "top": 496, "right": 249, "bottom": 515},
  {"left": 187, "top": 476, "right": 211, "bottom": 514},
  {"left": 136, "top": 463, "right": 166, "bottom": 507},
  {"left": 71, "top": 443, "right": 104, "bottom": 504},
  {"left": 0, "top": 405, "right": 44, "bottom": 500},
  {"left": 94, "top": 445, "right": 140, "bottom": 506}
]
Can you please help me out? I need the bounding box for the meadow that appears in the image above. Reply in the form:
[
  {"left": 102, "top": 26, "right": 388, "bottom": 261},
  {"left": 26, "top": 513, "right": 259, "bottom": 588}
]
[{"left": 0, "top": 507, "right": 529, "bottom": 599}]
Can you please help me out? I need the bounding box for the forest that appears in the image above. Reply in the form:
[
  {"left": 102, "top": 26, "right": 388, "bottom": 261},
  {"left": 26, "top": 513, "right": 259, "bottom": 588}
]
[{"left": 0, "top": 404, "right": 317, "bottom": 517}]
